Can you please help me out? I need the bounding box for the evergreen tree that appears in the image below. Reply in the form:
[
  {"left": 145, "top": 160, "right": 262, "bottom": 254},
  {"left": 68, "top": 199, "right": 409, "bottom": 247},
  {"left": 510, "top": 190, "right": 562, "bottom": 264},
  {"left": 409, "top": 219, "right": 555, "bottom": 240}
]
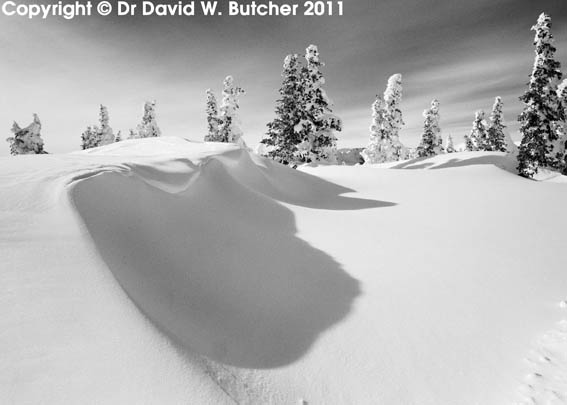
[
  {"left": 416, "top": 100, "right": 443, "bottom": 157},
  {"left": 81, "top": 104, "right": 115, "bottom": 149},
  {"left": 297, "top": 44, "right": 342, "bottom": 163},
  {"left": 261, "top": 54, "right": 305, "bottom": 165},
  {"left": 445, "top": 134, "right": 456, "bottom": 153},
  {"left": 204, "top": 89, "right": 222, "bottom": 142},
  {"left": 98, "top": 105, "right": 115, "bottom": 146},
  {"left": 135, "top": 101, "right": 161, "bottom": 138},
  {"left": 383, "top": 73, "right": 407, "bottom": 160},
  {"left": 362, "top": 74, "right": 408, "bottom": 163},
  {"left": 115, "top": 130, "right": 122, "bottom": 142},
  {"left": 81, "top": 126, "right": 99, "bottom": 150},
  {"left": 7, "top": 114, "right": 47, "bottom": 155},
  {"left": 464, "top": 134, "right": 474, "bottom": 152},
  {"left": 218, "top": 76, "right": 246, "bottom": 147},
  {"left": 465, "top": 110, "right": 488, "bottom": 151},
  {"left": 361, "top": 97, "right": 390, "bottom": 163},
  {"left": 554, "top": 79, "right": 567, "bottom": 172},
  {"left": 486, "top": 97, "right": 507, "bottom": 152},
  {"left": 517, "top": 13, "right": 565, "bottom": 178}
]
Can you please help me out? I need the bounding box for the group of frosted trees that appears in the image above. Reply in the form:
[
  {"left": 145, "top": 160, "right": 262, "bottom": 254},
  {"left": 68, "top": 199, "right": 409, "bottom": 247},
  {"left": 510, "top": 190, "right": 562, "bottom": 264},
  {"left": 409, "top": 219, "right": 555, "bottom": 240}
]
[
  {"left": 204, "top": 76, "right": 247, "bottom": 148},
  {"left": 257, "top": 45, "right": 342, "bottom": 166},
  {"left": 81, "top": 105, "right": 117, "bottom": 150},
  {"left": 6, "top": 13, "right": 567, "bottom": 179},
  {"left": 81, "top": 101, "right": 161, "bottom": 150},
  {"left": 362, "top": 12, "right": 567, "bottom": 174},
  {"left": 361, "top": 77, "right": 514, "bottom": 161},
  {"left": 516, "top": 13, "right": 567, "bottom": 178},
  {"left": 463, "top": 97, "right": 514, "bottom": 153},
  {"left": 204, "top": 45, "right": 342, "bottom": 167},
  {"left": 5, "top": 101, "right": 161, "bottom": 155}
]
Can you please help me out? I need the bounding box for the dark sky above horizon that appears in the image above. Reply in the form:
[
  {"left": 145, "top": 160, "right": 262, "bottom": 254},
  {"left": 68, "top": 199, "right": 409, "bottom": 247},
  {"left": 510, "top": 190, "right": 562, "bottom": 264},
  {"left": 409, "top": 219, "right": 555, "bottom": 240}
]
[{"left": 1, "top": 0, "right": 567, "bottom": 155}]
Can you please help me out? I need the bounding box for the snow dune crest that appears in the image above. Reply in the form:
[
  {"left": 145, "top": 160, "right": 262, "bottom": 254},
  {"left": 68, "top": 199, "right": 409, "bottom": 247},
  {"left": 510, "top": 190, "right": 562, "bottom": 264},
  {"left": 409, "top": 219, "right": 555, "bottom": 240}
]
[{"left": 70, "top": 141, "right": 385, "bottom": 369}]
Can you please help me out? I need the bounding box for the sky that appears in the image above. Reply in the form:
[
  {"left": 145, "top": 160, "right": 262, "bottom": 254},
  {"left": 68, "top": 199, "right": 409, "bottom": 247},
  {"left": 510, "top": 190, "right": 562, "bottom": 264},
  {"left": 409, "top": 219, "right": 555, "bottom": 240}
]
[{"left": 1, "top": 0, "right": 567, "bottom": 156}]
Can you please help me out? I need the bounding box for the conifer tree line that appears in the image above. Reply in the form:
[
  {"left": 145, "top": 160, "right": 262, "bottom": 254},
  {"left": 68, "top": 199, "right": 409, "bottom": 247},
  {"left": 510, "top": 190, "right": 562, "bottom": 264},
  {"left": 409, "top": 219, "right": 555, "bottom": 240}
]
[
  {"left": 5, "top": 100, "right": 163, "bottom": 155},
  {"left": 5, "top": 13, "right": 567, "bottom": 180},
  {"left": 81, "top": 101, "right": 162, "bottom": 150},
  {"left": 257, "top": 14, "right": 566, "bottom": 176}
]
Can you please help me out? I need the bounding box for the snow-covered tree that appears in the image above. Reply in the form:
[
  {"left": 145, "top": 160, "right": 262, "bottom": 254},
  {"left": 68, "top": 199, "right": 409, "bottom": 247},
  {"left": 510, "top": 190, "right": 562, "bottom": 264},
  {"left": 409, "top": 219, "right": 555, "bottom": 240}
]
[
  {"left": 296, "top": 44, "right": 342, "bottom": 163},
  {"left": 81, "top": 105, "right": 115, "bottom": 149},
  {"left": 81, "top": 126, "right": 99, "bottom": 150},
  {"left": 517, "top": 13, "right": 565, "bottom": 178},
  {"left": 115, "top": 130, "right": 122, "bottom": 143},
  {"left": 445, "top": 134, "right": 456, "bottom": 153},
  {"left": 416, "top": 99, "right": 443, "bottom": 157},
  {"left": 131, "top": 101, "right": 161, "bottom": 139},
  {"left": 383, "top": 73, "right": 406, "bottom": 158},
  {"left": 361, "top": 74, "right": 408, "bottom": 163},
  {"left": 261, "top": 54, "right": 305, "bottom": 165},
  {"left": 98, "top": 105, "right": 115, "bottom": 146},
  {"left": 218, "top": 76, "right": 246, "bottom": 147},
  {"left": 204, "top": 89, "right": 222, "bottom": 142},
  {"left": 554, "top": 79, "right": 567, "bottom": 172},
  {"left": 361, "top": 98, "right": 390, "bottom": 163},
  {"left": 7, "top": 114, "right": 47, "bottom": 155},
  {"left": 486, "top": 97, "right": 507, "bottom": 152},
  {"left": 465, "top": 110, "right": 488, "bottom": 152}
]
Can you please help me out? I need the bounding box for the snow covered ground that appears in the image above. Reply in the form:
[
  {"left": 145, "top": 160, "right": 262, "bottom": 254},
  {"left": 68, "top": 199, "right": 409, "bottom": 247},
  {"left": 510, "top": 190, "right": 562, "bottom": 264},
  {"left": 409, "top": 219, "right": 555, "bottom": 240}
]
[{"left": 1, "top": 137, "right": 566, "bottom": 404}]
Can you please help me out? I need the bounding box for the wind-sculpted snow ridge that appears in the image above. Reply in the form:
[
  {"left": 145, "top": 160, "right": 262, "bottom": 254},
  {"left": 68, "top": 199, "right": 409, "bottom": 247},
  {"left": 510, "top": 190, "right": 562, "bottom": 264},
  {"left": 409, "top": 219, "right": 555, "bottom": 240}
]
[{"left": 70, "top": 145, "right": 385, "bottom": 370}]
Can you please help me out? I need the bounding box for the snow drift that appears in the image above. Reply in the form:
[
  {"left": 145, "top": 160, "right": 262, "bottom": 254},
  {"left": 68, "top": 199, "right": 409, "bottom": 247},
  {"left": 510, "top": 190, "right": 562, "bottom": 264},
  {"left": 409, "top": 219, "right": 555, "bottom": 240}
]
[
  {"left": 70, "top": 143, "right": 380, "bottom": 368},
  {"left": 2, "top": 138, "right": 567, "bottom": 404}
]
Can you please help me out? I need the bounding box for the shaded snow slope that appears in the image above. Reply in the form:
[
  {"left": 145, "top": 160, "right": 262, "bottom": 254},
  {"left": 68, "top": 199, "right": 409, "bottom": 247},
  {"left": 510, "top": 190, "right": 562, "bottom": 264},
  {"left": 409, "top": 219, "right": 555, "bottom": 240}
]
[
  {"left": 2, "top": 138, "right": 567, "bottom": 404},
  {"left": 0, "top": 143, "right": 233, "bottom": 404},
  {"left": 70, "top": 144, "right": 383, "bottom": 369}
]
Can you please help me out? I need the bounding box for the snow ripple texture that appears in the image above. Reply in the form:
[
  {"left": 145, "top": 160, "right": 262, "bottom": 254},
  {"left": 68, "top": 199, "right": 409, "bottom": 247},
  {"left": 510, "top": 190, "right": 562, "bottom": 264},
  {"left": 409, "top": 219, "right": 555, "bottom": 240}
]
[{"left": 515, "top": 318, "right": 567, "bottom": 404}]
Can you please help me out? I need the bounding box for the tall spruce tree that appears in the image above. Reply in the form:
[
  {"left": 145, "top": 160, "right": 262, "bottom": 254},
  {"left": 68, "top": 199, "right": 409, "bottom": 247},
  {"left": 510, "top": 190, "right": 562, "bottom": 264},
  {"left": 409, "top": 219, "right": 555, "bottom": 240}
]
[
  {"left": 416, "top": 99, "right": 443, "bottom": 157},
  {"left": 487, "top": 97, "right": 507, "bottom": 152},
  {"left": 262, "top": 54, "right": 304, "bottom": 165},
  {"left": 218, "top": 76, "right": 246, "bottom": 147},
  {"left": 517, "top": 13, "right": 564, "bottom": 178},
  {"left": 362, "top": 74, "right": 408, "bottom": 163},
  {"left": 297, "top": 44, "right": 341, "bottom": 163},
  {"left": 204, "top": 89, "right": 222, "bottom": 142},
  {"left": 383, "top": 73, "right": 407, "bottom": 160}
]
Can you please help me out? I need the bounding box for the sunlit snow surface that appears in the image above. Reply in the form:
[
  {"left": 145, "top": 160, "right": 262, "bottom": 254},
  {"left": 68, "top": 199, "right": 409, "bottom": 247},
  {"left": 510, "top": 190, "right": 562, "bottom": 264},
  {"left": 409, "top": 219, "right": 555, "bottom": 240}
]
[{"left": 1, "top": 137, "right": 566, "bottom": 404}]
